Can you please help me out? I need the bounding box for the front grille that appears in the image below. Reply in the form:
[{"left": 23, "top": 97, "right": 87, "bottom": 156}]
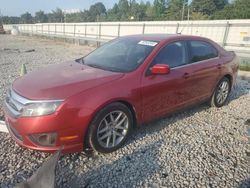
[{"left": 5, "top": 88, "right": 26, "bottom": 117}]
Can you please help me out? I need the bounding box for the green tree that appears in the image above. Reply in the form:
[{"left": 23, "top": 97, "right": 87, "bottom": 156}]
[
  {"left": 48, "top": 8, "right": 64, "bottom": 22},
  {"left": 107, "top": 3, "right": 121, "bottom": 21},
  {"left": 129, "top": 0, "right": 147, "bottom": 21},
  {"left": 89, "top": 2, "right": 106, "bottom": 21},
  {"left": 145, "top": 2, "right": 155, "bottom": 20},
  {"left": 8, "top": 0, "right": 250, "bottom": 23},
  {"left": 65, "top": 12, "right": 83, "bottom": 22},
  {"left": 191, "top": 12, "right": 209, "bottom": 20},
  {"left": 212, "top": 0, "right": 250, "bottom": 19},
  {"left": 191, "top": 0, "right": 228, "bottom": 17},
  {"left": 35, "top": 11, "right": 48, "bottom": 23},
  {"left": 1, "top": 16, "right": 20, "bottom": 24},
  {"left": 232, "top": 0, "right": 250, "bottom": 19},
  {"left": 213, "top": 0, "right": 228, "bottom": 10},
  {"left": 20, "top": 12, "right": 33, "bottom": 24},
  {"left": 153, "top": 0, "right": 166, "bottom": 19},
  {"left": 83, "top": 10, "right": 94, "bottom": 22},
  {"left": 191, "top": 0, "right": 216, "bottom": 16},
  {"left": 166, "top": 0, "right": 183, "bottom": 20},
  {"left": 118, "top": 0, "right": 130, "bottom": 20}
]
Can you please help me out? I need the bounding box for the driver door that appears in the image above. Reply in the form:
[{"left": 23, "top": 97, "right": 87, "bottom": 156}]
[{"left": 141, "top": 41, "right": 195, "bottom": 122}]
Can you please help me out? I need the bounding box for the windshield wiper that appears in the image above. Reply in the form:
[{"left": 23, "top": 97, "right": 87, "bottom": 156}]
[
  {"left": 86, "top": 63, "right": 123, "bottom": 72},
  {"left": 75, "top": 57, "right": 85, "bottom": 64},
  {"left": 86, "top": 63, "right": 105, "bottom": 69}
]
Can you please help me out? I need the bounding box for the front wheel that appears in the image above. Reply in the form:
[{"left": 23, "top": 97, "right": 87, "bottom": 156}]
[
  {"left": 87, "top": 102, "right": 133, "bottom": 154},
  {"left": 209, "top": 77, "right": 230, "bottom": 108}
]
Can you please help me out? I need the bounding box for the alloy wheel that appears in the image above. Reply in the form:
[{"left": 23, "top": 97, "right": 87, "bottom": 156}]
[
  {"left": 97, "top": 111, "right": 129, "bottom": 148},
  {"left": 216, "top": 80, "right": 229, "bottom": 105}
]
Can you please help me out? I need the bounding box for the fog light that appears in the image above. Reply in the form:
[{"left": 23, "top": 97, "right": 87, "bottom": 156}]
[{"left": 30, "top": 133, "right": 57, "bottom": 146}]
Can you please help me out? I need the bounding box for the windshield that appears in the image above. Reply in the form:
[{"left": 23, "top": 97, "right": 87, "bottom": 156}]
[{"left": 82, "top": 38, "right": 158, "bottom": 72}]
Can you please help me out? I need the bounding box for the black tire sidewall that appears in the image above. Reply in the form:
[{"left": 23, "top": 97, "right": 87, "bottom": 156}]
[{"left": 88, "top": 103, "right": 133, "bottom": 153}]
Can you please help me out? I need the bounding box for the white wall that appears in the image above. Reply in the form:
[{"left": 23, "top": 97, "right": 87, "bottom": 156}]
[{"left": 4, "top": 20, "right": 250, "bottom": 56}]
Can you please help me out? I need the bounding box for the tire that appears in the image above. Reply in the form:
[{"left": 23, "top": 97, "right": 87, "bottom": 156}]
[
  {"left": 87, "top": 102, "right": 133, "bottom": 154},
  {"left": 209, "top": 77, "right": 231, "bottom": 108}
]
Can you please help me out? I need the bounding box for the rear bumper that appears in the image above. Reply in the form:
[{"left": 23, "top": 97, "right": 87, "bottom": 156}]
[{"left": 3, "top": 106, "right": 93, "bottom": 154}]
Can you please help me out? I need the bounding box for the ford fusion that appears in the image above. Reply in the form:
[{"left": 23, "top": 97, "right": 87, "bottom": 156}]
[{"left": 4, "top": 34, "right": 239, "bottom": 154}]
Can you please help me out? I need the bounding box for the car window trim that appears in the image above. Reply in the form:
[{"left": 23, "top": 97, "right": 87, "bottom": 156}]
[
  {"left": 145, "top": 40, "right": 189, "bottom": 76},
  {"left": 172, "top": 56, "right": 220, "bottom": 70},
  {"left": 187, "top": 40, "right": 219, "bottom": 64}
]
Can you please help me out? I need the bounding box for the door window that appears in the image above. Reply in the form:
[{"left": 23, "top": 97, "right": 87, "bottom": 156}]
[
  {"left": 189, "top": 41, "right": 218, "bottom": 63},
  {"left": 152, "top": 41, "right": 188, "bottom": 68}
]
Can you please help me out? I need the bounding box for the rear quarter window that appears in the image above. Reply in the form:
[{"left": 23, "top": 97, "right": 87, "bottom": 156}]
[{"left": 189, "top": 41, "right": 218, "bottom": 63}]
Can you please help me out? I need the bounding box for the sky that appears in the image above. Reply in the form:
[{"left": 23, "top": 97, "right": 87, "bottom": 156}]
[{"left": 0, "top": 0, "right": 155, "bottom": 17}]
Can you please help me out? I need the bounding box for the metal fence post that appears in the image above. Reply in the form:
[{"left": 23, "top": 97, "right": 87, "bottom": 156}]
[
  {"left": 99, "top": 23, "right": 102, "bottom": 38},
  {"left": 48, "top": 24, "right": 50, "bottom": 37},
  {"left": 54, "top": 24, "right": 56, "bottom": 40},
  {"left": 222, "top": 21, "right": 230, "bottom": 47},
  {"left": 63, "top": 23, "right": 66, "bottom": 42},
  {"left": 97, "top": 23, "right": 101, "bottom": 47},
  {"left": 74, "top": 24, "right": 76, "bottom": 37},
  {"left": 85, "top": 24, "right": 87, "bottom": 37},
  {"left": 84, "top": 24, "right": 87, "bottom": 45},
  {"left": 176, "top": 23, "right": 179, "bottom": 34},
  {"left": 142, "top": 23, "right": 146, "bottom": 34},
  {"left": 117, "top": 23, "right": 120, "bottom": 37},
  {"left": 73, "top": 24, "right": 76, "bottom": 44}
]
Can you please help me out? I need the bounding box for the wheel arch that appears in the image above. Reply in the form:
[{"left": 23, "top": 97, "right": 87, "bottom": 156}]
[
  {"left": 224, "top": 74, "right": 233, "bottom": 91},
  {"left": 115, "top": 100, "right": 138, "bottom": 128},
  {"left": 83, "top": 99, "right": 138, "bottom": 150}
]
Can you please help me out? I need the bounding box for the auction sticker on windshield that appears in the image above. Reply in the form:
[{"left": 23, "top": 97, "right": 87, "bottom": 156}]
[{"left": 138, "top": 40, "right": 158, "bottom": 47}]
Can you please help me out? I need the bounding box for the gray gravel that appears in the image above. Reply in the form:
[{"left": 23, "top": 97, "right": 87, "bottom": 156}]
[{"left": 0, "top": 35, "right": 249, "bottom": 188}]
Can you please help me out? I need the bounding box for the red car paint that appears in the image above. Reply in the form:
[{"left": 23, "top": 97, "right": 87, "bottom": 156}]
[{"left": 3, "top": 34, "right": 239, "bottom": 153}]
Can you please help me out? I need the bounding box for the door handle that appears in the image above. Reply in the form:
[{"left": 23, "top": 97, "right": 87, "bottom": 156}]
[
  {"left": 217, "top": 64, "right": 222, "bottom": 69},
  {"left": 183, "top": 72, "right": 189, "bottom": 79}
]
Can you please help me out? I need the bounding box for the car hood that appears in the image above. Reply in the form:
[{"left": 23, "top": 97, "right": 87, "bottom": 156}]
[{"left": 13, "top": 61, "right": 124, "bottom": 100}]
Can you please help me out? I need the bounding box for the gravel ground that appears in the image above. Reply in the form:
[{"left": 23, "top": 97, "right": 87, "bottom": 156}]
[{"left": 0, "top": 35, "right": 250, "bottom": 188}]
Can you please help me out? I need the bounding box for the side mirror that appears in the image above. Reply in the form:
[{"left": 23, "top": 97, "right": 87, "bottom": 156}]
[{"left": 150, "top": 64, "right": 170, "bottom": 75}]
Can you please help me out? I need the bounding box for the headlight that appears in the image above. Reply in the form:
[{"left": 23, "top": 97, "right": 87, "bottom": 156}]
[{"left": 21, "top": 101, "right": 63, "bottom": 117}]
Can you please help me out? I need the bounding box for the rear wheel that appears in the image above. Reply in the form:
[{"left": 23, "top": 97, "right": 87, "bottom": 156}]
[
  {"left": 87, "top": 102, "right": 133, "bottom": 153},
  {"left": 209, "top": 77, "right": 230, "bottom": 107}
]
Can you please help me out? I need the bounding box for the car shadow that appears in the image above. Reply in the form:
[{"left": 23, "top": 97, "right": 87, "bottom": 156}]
[
  {"left": 239, "top": 178, "right": 250, "bottom": 188},
  {"left": 56, "top": 141, "right": 163, "bottom": 187},
  {"left": 126, "top": 79, "right": 249, "bottom": 147}
]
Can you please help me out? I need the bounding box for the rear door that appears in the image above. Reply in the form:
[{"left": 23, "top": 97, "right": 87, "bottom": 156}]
[{"left": 185, "top": 40, "right": 222, "bottom": 101}]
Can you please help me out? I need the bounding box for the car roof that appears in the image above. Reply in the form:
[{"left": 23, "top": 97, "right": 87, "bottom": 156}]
[{"left": 121, "top": 34, "right": 208, "bottom": 42}]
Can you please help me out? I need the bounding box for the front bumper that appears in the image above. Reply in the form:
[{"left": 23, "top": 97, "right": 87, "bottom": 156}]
[{"left": 3, "top": 106, "right": 93, "bottom": 154}]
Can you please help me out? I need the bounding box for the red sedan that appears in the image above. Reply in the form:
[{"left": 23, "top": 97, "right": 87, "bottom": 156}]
[{"left": 4, "top": 34, "right": 239, "bottom": 154}]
